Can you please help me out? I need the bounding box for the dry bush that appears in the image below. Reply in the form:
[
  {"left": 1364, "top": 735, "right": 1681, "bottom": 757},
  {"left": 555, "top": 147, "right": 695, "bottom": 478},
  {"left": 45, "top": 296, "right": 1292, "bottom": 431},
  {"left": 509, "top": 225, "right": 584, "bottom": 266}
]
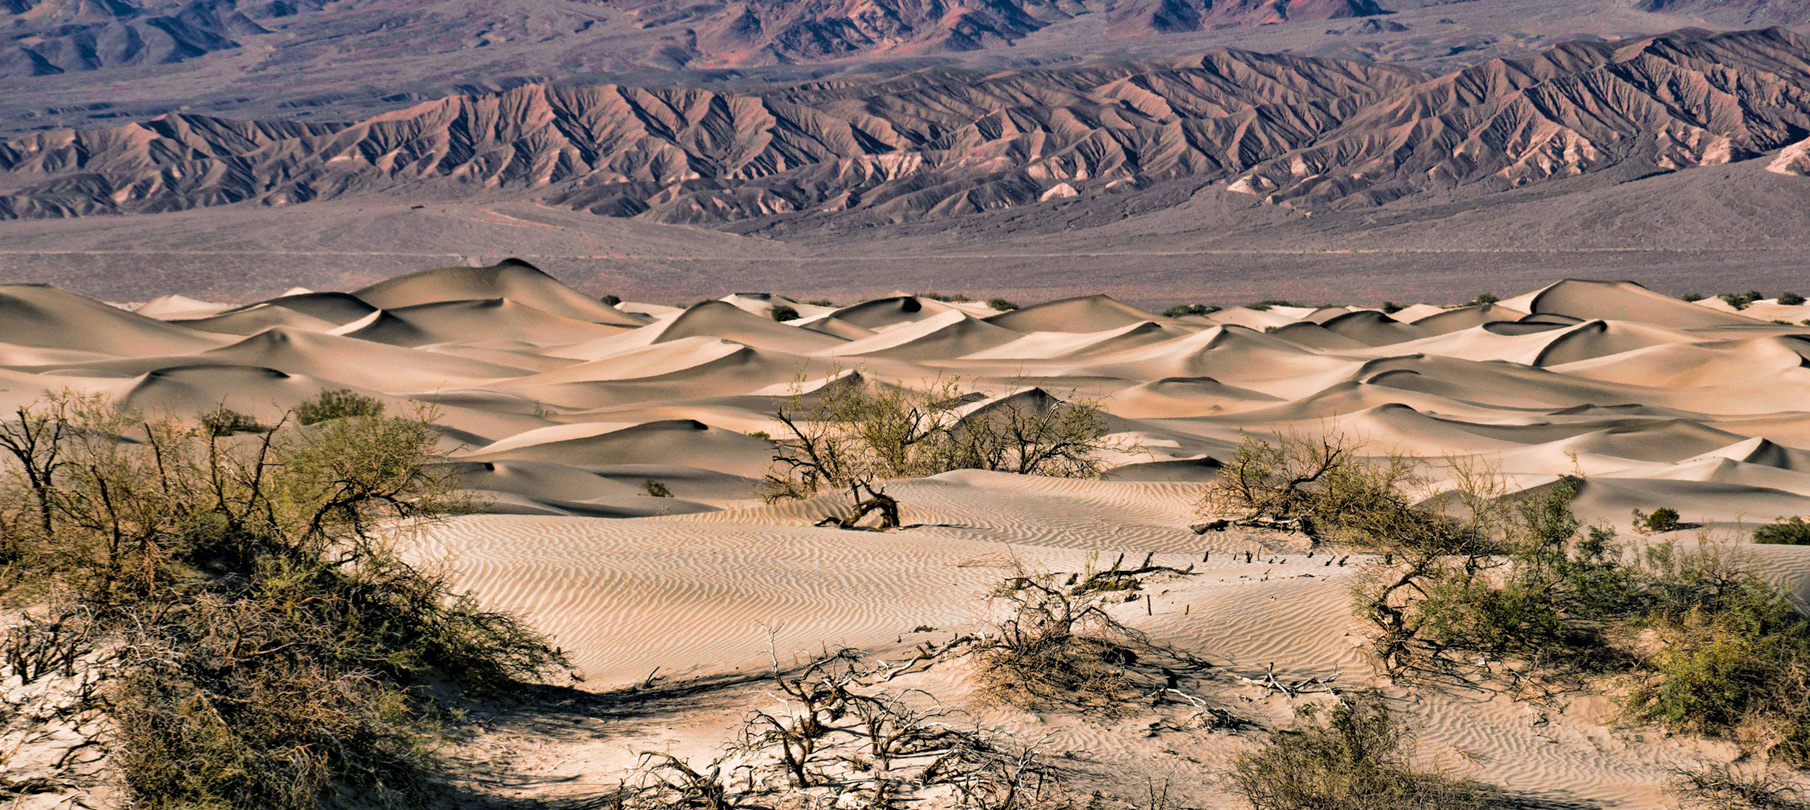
[
  {"left": 975, "top": 557, "right": 1195, "bottom": 716},
  {"left": 939, "top": 391, "right": 1108, "bottom": 479},
  {"left": 0, "top": 392, "right": 567, "bottom": 809},
  {"left": 1230, "top": 693, "right": 1489, "bottom": 810},
  {"left": 623, "top": 645, "right": 1076, "bottom": 810},
  {"left": 763, "top": 375, "right": 1113, "bottom": 529},
  {"left": 1669, "top": 764, "right": 1810, "bottom": 810}
]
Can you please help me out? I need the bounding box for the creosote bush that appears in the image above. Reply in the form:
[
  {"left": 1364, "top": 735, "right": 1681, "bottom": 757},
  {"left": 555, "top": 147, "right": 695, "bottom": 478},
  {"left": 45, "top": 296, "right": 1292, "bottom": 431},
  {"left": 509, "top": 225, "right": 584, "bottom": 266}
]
[
  {"left": 1199, "top": 431, "right": 1450, "bottom": 548},
  {"left": 770, "top": 303, "right": 800, "bottom": 322},
  {"left": 1781, "top": 292, "right": 1807, "bottom": 307},
  {"left": 986, "top": 297, "right": 1019, "bottom": 312},
  {"left": 1634, "top": 506, "right": 1682, "bottom": 533},
  {"left": 641, "top": 478, "right": 673, "bottom": 498},
  {"left": 1755, "top": 516, "right": 1810, "bottom": 545},
  {"left": 294, "top": 387, "right": 385, "bottom": 425},
  {"left": 0, "top": 393, "right": 567, "bottom": 808},
  {"left": 763, "top": 376, "right": 1111, "bottom": 529},
  {"left": 1216, "top": 431, "right": 1810, "bottom": 763},
  {"left": 1231, "top": 693, "right": 1490, "bottom": 810},
  {"left": 1722, "top": 290, "right": 1765, "bottom": 310}
]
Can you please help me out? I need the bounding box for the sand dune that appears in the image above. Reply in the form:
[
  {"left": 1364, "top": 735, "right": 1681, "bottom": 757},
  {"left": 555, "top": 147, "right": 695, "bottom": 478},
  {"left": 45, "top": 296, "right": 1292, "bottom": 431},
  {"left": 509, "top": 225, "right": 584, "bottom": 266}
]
[{"left": 0, "top": 283, "right": 227, "bottom": 356}]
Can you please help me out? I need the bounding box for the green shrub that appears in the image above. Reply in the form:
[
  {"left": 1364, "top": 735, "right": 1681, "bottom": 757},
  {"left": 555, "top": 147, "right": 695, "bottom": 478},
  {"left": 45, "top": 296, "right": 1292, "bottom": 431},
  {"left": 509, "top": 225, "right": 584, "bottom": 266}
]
[
  {"left": 640, "top": 479, "right": 672, "bottom": 498},
  {"left": 1462, "top": 292, "right": 1499, "bottom": 307},
  {"left": 1199, "top": 432, "right": 1451, "bottom": 550},
  {"left": 1230, "top": 693, "right": 1488, "bottom": 810},
  {"left": 770, "top": 304, "right": 800, "bottom": 322},
  {"left": 1755, "top": 517, "right": 1810, "bottom": 545},
  {"left": 808, "top": 299, "right": 835, "bottom": 307},
  {"left": 1410, "top": 481, "right": 1644, "bottom": 675},
  {"left": 1780, "top": 292, "right": 1806, "bottom": 306},
  {"left": 294, "top": 388, "right": 384, "bottom": 425},
  {"left": 1634, "top": 506, "right": 1682, "bottom": 533},
  {"left": 601, "top": 294, "right": 622, "bottom": 306},
  {"left": 1380, "top": 301, "right": 1403, "bottom": 314},
  {"left": 0, "top": 394, "right": 566, "bottom": 808},
  {"left": 1722, "top": 291, "right": 1764, "bottom": 310},
  {"left": 1682, "top": 292, "right": 1705, "bottom": 302},
  {"left": 985, "top": 297, "right": 1018, "bottom": 312},
  {"left": 1627, "top": 548, "right": 1810, "bottom": 762}
]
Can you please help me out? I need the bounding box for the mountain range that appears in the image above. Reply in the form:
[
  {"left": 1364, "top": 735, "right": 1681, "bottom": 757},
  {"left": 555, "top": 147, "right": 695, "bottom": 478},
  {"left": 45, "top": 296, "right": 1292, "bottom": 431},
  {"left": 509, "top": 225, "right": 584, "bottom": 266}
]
[{"left": 3, "top": 27, "right": 1805, "bottom": 233}]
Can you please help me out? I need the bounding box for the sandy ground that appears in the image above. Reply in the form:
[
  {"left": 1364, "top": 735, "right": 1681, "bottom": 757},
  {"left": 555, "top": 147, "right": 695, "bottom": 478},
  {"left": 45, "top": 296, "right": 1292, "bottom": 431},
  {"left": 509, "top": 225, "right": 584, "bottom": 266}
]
[{"left": 6, "top": 264, "right": 1810, "bottom": 807}]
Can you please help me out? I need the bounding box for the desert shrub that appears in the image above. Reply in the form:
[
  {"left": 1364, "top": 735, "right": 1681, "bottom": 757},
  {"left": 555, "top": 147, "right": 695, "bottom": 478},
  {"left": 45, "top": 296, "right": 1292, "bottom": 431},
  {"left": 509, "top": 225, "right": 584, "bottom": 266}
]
[
  {"left": 1682, "top": 292, "right": 1706, "bottom": 302},
  {"left": 763, "top": 376, "right": 1111, "bottom": 528},
  {"left": 1163, "top": 304, "right": 1218, "bottom": 318},
  {"left": 986, "top": 298, "right": 1019, "bottom": 312},
  {"left": 770, "top": 304, "right": 800, "bottom": 322},
  {"left": 1634, "top": 506, "right": 1682, "bottom": 533},
  {"left": 1198, "top": 432, "right": 1452, "bottom": 548},
  {"left": 1756, "top": 517, "right": 1810, "bottom": 545},
  {"left": 1669, "top": 764, "right": 1810, "bottom": 810},
  {"left": 1722, "top": 291, "right": 1764, "bottom": 310},
  {"left": 1380, "top": 301, "right": 1403, "bottom": 314},
  {"left": 1208, "top": 432, "right": 1810, "bottom": 754},
  {"left": 294, "top": 388, "right": 384, "bottom": 425},
  {"left": 808, "top": 299, "right": 835, "bottom": 307},
  {"left": 601, "top": 294, "right": 622, "bottom": 306},
  {"left": 938, "top": 393, "right": 1108, "bottom": 478},
  {"left": 1624, "top": 542, "right": 1810, "bottom": 762},
  {"left": 1407, "top": 482, "right": 1644, "bottom": 677},
  {"left": 199, "top": 405, "right": 264, "bottom": 437},
  {"left": 920, "top": 292, "right": 971, "bottom": 303},
  {"left": 1782, "top": 293, "right": 1808, "bottom": 306},
  {"left": 1230, "top": 693, "right": 1488, "bottom": 810},
  {"left": 1462, "top": 292, "right": 1499, "bottom": 307},
  {"left": 641, "top": 478, "right": 673, "bottom": 497},
  {"left": 976, "top": 564, "right": 1164, "bottom": 715},
  {"left": 0, "top": 393, "right": 566, "bottom": 808}
]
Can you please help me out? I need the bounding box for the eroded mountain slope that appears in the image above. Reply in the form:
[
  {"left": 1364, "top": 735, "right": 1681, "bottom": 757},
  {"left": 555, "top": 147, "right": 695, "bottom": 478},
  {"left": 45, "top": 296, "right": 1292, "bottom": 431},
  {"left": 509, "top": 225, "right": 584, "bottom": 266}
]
[{"left": 0, "top": 28, "right": 1806, "bottom": 227}]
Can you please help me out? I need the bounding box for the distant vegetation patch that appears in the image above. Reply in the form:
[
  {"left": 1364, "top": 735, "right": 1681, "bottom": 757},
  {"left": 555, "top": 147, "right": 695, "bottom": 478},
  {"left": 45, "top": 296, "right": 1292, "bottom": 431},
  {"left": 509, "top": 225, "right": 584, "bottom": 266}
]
[{"left": 1163, "top": 303, "right": 1220, "bottom": 318}]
